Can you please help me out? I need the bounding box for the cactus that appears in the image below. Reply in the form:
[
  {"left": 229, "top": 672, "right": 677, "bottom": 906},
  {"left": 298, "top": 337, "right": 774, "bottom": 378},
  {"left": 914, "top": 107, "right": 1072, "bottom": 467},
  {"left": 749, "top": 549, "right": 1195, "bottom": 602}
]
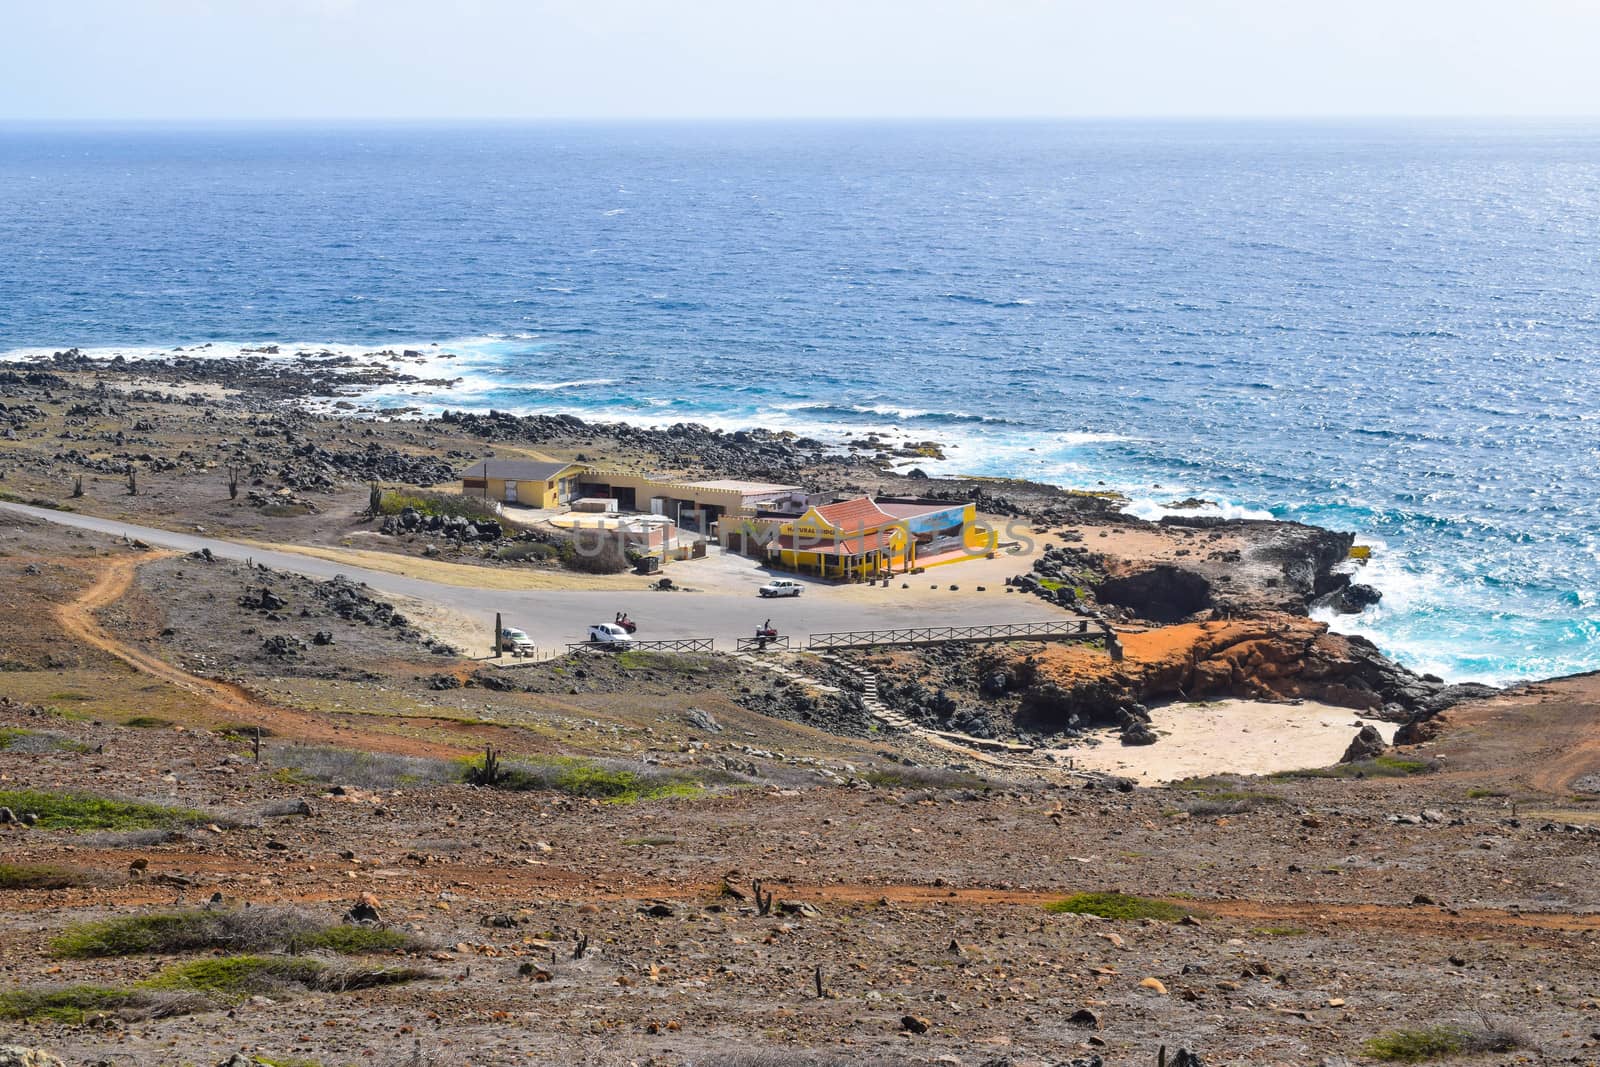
[{"left": 467, "top": 744, "right": 502, "bottom": 787}]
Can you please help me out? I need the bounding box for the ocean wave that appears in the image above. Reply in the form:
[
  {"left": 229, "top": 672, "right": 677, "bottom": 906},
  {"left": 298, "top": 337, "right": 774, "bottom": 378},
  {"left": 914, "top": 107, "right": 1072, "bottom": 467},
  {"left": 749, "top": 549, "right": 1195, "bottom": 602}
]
[
  {"left": 790, "top": 402, "right": 1016, "bottom": 426},
  {"left": 511, "top": 378, "right": 617, "bottom": 392},
  {"left": 938, "top": 293, "right": 1036, "bottom": 308},
  {"left": 1122, "top": 497, "right": 1275, "bottom": 522}
]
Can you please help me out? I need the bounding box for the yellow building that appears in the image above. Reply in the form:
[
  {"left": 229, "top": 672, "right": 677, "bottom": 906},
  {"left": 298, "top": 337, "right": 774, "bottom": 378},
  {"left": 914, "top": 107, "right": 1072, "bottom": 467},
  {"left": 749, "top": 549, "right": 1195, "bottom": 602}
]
[
  {"left": 461, "top": 458, "right": 587, "bottom": 509},
  {"left": 768, "top": 496, "right": 988, "bottom": 579}
]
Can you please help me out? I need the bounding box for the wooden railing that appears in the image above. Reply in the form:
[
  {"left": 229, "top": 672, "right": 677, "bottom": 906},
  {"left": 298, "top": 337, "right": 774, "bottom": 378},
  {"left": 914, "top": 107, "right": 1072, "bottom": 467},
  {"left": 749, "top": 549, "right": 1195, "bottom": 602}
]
[
  {"left": 734, "top": 635, "right": 793, "bottom": 652},
  {"left": 807, "top": 620, "right": 1105, "bottom": 651},
  {"left": 566, "top": 638, "right": 716, "bottom": 655}
]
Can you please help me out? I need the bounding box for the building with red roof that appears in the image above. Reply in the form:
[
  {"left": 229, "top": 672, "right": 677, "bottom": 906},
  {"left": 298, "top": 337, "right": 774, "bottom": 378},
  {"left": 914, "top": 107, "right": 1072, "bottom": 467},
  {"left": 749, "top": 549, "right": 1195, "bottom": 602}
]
[{"left": 761, "top": 495, "right": 990, "bottom": 579}]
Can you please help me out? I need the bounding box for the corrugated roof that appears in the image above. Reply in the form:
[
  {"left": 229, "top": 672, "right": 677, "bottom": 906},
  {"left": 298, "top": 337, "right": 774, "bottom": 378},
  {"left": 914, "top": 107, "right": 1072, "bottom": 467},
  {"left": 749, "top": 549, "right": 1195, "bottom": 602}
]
[
  {"left": 687, "top": 479, "right": 804, "bottom": 496},
  {"left": 811, "top": 496, "right": 895, "bottom": 530},
  {"left": 462, "top": 458, "right": 583, "bottom": 482}
]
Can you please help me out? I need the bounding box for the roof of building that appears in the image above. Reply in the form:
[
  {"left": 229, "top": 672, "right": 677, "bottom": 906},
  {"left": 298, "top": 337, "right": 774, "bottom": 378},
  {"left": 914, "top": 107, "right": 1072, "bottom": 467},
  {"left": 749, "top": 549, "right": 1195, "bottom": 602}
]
[
  {"left": 876, "top": 498, "right": 967, "bottom": 519},
  {"left": 462, "top": 458, "right": 584, "bottom": 482},
  {"left": 686, "top": 478, "right": 804, "bottom": 497},
  {"left": 810, "top": 496, "right": 896, "bottom": 530},
  {"left": 770, "top": 533, "right": 895, "bottom": 556}
]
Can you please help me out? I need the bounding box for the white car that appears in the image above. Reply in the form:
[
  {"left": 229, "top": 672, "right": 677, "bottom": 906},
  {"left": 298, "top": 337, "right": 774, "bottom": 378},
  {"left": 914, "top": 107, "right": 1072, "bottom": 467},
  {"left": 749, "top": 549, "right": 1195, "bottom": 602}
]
[
  {"left": 586, "top": 623, "right": 635, "bottom": 645},
  {"left": 759, "top": 578, "right": 804, "bottom": 598},
  {"left": 499, "top": 627, "right": 535, "bottom": 656}
]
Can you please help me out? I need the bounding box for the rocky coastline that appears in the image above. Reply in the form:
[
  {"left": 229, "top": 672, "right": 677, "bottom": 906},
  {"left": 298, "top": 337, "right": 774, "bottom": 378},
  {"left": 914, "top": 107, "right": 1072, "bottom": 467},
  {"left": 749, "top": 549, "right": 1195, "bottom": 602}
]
[{"left": 0, "top": 346, "right": 1502, "bottom": 745}]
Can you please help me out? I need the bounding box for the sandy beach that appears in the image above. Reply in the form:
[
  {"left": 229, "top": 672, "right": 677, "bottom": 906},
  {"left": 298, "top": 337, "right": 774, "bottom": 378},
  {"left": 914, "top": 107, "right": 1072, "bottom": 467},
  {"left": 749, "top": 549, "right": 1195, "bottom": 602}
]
[{"left": 1057, "top": 698, "right": 1399, "bottom": 783}]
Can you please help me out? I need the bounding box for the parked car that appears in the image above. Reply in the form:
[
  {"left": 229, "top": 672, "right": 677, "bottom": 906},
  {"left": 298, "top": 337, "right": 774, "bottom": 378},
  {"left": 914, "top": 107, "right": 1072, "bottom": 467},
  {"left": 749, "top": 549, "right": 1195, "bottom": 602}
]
[
  {"left": 499, "top": 627, "right": 535, "bottom": 656},
  {"left": 586, "top": 622, "right": 634, "bottom": 646},
  {"left": 759, "top": 578, "right": 804, "bottom": 598}
]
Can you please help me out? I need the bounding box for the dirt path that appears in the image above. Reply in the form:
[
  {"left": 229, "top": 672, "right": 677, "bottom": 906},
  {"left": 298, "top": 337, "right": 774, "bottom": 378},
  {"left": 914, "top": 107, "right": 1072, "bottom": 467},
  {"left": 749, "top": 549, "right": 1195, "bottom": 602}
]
[
  {"left": 1528, "top": 726, "right": 1600, "bottom": 795},
  {"left": 15, "top": 854, "right": 1597, "bottom": 942},
  {"left": 52, "top": 550, "right": 479, "bottom": 761},
  {"left": 1430, "top": 678, "right": 1600, "bottom": 796}
]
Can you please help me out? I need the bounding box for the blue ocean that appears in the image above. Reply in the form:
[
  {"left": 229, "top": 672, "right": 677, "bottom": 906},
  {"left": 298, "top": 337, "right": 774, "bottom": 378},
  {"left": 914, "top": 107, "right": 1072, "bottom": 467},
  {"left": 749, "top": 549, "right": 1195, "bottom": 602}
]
[{"left": 3, "top": 120, "right": 1598, "bottom": 685}]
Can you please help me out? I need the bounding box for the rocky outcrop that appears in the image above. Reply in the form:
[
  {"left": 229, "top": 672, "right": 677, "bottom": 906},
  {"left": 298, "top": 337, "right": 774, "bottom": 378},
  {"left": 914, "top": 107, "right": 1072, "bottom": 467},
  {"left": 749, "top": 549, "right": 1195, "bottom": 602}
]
[
  {"left": 1313, "top": 582, "right": 1383, "bottom": 614},
  {"left": 1020, "top": 518, "right": 1364, "bottom": 624},
  {"left": 894, "top": 614, "right": 1503, "bottom": 739}
]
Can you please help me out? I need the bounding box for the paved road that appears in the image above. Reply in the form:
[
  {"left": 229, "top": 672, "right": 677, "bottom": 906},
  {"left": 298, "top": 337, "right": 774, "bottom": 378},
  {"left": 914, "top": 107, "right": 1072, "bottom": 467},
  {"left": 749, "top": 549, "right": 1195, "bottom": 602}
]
[{"left": 1, "top": 500, "right": 1072, "bottom": 653}]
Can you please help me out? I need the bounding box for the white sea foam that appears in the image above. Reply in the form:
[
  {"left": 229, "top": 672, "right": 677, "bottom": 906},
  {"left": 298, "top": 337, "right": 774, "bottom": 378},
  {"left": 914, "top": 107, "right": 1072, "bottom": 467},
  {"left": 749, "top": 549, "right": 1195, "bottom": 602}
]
[{"left": 1123, "top": 498, "right": 1276, "bottom": 522}]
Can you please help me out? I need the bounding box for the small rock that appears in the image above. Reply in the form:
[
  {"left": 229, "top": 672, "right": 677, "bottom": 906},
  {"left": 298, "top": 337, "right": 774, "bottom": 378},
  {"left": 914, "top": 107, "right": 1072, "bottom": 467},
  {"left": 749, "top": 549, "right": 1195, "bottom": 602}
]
[
  {"left": 1139, "top": 977, "right": 1168, "bottom": 994},
  {"left": 1066, "top": 1007, "right": 1102, "bottom": 1028},
  {"left": 900, "top": 1014, "right": 931, "bottom": 1034}
]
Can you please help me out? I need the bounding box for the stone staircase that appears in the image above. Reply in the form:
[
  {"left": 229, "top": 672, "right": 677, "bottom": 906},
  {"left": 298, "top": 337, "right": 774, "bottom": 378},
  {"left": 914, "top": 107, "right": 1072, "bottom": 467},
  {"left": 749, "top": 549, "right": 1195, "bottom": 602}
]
[{"left": 818, "top": 653, "right": 916, "bottom": 731}]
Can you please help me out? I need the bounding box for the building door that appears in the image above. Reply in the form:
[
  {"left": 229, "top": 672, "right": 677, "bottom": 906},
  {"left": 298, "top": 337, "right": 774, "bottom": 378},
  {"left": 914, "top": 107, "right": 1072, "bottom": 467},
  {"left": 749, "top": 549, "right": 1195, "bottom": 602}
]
[{"left": 505, "top": 481, "right": 518, "bottom": 503}]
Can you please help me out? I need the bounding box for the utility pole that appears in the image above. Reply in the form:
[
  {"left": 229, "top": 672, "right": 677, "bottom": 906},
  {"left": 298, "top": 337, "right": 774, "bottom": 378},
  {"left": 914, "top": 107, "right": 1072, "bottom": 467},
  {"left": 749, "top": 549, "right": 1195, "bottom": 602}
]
[{"left": 494, "top": 611, "right": 502, "bottom": 658}]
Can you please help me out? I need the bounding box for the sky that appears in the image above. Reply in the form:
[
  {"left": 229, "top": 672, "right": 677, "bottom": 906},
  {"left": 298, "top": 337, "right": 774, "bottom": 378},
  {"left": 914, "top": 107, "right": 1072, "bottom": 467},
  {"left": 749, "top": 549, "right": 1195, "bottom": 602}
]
[{"left": 4, "top": 0, "right": 1600, "bottom": 121}]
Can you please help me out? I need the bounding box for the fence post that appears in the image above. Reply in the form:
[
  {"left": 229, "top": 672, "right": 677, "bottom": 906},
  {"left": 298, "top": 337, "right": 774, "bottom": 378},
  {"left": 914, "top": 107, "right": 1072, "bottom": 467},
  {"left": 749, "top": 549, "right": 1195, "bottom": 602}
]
[{"left": 494, "top": 611, "right": 502, "bottom": 658}]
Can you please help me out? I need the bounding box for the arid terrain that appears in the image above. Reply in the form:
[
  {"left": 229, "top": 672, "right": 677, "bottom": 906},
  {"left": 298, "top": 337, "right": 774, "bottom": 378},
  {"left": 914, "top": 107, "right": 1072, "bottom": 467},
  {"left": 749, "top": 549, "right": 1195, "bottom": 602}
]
[{"left": 3, "top": 353, "right": 1600, "bottom": 1067}]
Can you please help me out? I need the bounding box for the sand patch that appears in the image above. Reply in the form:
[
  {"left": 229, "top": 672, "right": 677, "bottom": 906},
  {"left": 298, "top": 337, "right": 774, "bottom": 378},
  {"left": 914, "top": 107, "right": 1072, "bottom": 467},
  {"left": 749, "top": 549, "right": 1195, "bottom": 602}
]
[{"left": 1053, "top": 699, "right": 1396, "bottom": 784}]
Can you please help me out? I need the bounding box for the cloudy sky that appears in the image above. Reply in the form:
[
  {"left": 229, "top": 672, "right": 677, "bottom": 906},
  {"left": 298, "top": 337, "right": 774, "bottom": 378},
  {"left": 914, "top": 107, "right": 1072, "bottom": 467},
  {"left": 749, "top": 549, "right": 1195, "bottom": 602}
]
[{"left": 5, "top": 0, "right": 1600, "bottom": 121}]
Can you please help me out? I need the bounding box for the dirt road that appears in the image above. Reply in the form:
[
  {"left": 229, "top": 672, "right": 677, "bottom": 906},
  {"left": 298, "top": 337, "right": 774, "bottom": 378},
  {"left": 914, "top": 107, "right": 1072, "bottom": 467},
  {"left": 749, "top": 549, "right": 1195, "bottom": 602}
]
[{"left": 53, "top": 549, "right": 491, "bottom": 759}]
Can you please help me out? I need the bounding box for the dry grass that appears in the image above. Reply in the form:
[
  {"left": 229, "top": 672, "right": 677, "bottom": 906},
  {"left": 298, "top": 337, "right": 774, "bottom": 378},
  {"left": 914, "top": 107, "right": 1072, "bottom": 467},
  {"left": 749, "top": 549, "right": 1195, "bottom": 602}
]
[
  {"left": 53, "top": 907, "right": 428, "bottom": 958},
  {"left": 0, "top": 862, "right": 110, "bottom": 890},
  {"left": 0, "top": 984, "right": 209, "bottom": 1024},
  {"left": 270, "top": 744, "right": 460, "bottom": 790}
]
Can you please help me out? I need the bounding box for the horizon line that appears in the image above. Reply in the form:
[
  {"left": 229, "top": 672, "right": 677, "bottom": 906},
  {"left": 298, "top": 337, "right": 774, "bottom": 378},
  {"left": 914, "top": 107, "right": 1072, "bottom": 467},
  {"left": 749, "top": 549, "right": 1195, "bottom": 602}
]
[{"left": 5, "top": 113, "right": 1600, "bottom": 126}]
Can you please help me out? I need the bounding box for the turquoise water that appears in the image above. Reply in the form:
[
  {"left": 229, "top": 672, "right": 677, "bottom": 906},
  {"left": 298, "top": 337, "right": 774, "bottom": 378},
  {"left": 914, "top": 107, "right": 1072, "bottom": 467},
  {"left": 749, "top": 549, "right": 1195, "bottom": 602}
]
[{"left": 2, "top": 120, "right": 1598, "bottom": 684}]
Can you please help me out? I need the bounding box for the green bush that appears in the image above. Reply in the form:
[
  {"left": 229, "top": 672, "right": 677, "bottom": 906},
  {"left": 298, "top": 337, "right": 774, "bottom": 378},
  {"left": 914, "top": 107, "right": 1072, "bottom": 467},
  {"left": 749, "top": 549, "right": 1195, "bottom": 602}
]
[
  {"left": 1272, "top": 755, "right": 1437, "bottom": 781},
  {"left": 1362, "top": 1018, "right": 1529, "bottom": 1062},
  {"left": 1362, "top": 1027, "right": 1470, "bottom": 1062},
  {"left": 378, "top": 490, "right": 499, "bottom": 522},
  {"left": 1044, "top": 892, "right": 1190, "bottom": 922},
  {"left": 0, "top": 789, "right": 207, "bottom": 831}
]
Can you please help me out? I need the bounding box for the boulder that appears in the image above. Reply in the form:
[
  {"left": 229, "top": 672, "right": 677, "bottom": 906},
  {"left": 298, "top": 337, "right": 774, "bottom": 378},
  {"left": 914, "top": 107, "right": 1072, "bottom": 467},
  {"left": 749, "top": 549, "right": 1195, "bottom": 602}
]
[
  {"left": 1339, "top": 723, "right": 1388, "bottom": 763},
  {"left": 0, "top": 1050, "right": 67, "bottom": 1067},
  {"left": 1120, "top": 722, "right": 1158, "bottom": 746}
]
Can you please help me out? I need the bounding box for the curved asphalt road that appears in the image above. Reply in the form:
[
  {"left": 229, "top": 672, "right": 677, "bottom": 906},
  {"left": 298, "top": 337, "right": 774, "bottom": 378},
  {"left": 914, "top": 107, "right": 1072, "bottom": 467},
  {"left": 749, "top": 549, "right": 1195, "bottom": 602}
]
[{"left": 0, "top": 500, "right": 1073, "bottom": 653}]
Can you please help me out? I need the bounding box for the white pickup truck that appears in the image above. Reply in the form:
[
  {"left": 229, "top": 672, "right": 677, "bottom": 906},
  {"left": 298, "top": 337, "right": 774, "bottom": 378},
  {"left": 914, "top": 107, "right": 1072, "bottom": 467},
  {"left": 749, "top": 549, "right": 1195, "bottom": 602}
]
[
  {"left": 759, "top": 578, "right": 804, "bottom": 598},
  {"left": 586, "top": 623, "right": 634, "bottom": 646}
]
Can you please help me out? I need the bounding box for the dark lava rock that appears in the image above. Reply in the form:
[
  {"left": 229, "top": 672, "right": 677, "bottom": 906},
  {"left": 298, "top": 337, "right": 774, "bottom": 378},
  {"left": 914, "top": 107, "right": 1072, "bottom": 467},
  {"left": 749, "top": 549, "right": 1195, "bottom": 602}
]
[
  {"left": 1120, "top": 722, "right": 1158, "bottom": 746},
  {"left": 1339, "top": 723, "right": 1389, "bottom": 763}
]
